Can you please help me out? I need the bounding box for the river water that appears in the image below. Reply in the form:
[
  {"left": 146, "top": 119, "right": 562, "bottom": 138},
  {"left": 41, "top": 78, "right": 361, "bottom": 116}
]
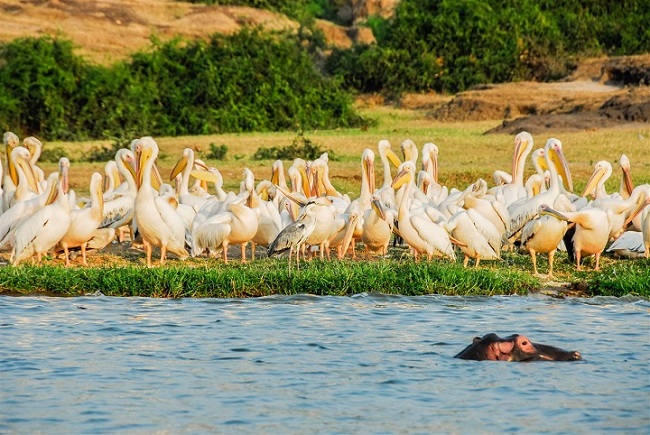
[{"left": 1, "top": 293, "right": 648, "bottom": 433}]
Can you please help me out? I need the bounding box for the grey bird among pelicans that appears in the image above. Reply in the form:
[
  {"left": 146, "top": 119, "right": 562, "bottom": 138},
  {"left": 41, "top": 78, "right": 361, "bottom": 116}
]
[{"left": 268, "top": 202, "right": 318, "bottom": 265}]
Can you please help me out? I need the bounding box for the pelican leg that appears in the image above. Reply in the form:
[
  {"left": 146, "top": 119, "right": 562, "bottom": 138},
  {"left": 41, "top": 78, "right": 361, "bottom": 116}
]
[
  {"left": 63, "top": 245, "right": 71, "bottom": 267},
  {"left": 575, "top": 250, "right": 582, "bottom": 271},
  {"left": 144, "top": 240, "right": 152, "bottom": 268},
  {"left": 530, "top": 250, "right": 538, "bottom": 275},
  {"left": 594, "top": 252, "right": 601, "bottom": 271},
  {"left": 160, "top": 245, "right": 167, "bottom": 266},
  {"left": 81, "top": 243, "right": 88, "bottom": 266},
  {"left": 241, "top": 243, "right": 247, "bottom": 263},
  {"left": 475, "top": 258, "right": 481, "bottom": 267},
  {"left": 463, "top": 255, "right": 469, "bottom": 268},
  {"left": 222, "top": 241, "right": 229, "bottom": 264},
  {"left": 547, "top": 250, "right": 555, "bottom": 278}
]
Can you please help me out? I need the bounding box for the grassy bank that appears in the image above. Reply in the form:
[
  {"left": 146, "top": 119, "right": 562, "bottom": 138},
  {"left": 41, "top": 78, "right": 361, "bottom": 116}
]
[{"left": 0, "top": 251, "right": 648, "bottom": 298}]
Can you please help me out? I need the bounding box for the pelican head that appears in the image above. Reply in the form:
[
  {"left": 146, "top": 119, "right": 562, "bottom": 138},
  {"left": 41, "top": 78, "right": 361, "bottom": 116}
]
[
  {"left": 400, "top": 139, "right": 418, "bottom": 164},
  {"left": 392, "top": 161, "right": 415, "bottom": 189},
  {"left": 545, "top": 138, "right": 572, "bottom": 192},
  {"left": 170, "top": 147, "right": 194, "bottom": 181},
  {"left": 582, "top": 160, "right": 612, "bottom": 198}
]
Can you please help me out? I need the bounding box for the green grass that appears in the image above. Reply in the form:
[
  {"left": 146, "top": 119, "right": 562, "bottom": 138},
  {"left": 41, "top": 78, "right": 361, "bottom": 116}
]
[{"left": 1, "top": 251, "right": 647, "bottom": 298}]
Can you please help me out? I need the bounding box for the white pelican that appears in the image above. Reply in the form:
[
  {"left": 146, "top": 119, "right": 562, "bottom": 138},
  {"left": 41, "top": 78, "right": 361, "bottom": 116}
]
[
  {"left": 268, "top": 202, "right": 318, "bottom": 265},
  {"left": 618, "top": 154, "right": 634, "bottom": 199},
  {"left": 489, "top": 131, "right": 534, "bottom": 207},
  {"left": 607, "top": 196, "right": 650, "bottom": 258},
  {"left": 134, "top": 137, "right": 188, "bottom": 267},
  {"left": 100, "top": 149, "right": 138, "bottom": 242},
  {"left": 591, "top": 184, "right": 650, "bottom": 239},
  {"left": 401, "top": 139, "right": 419, "bottom": 165},
  {"left": 361, "top": 194, "right": 396, "bottom": 258},
  {"left": 58, "top": 172, "right": 105, "bottom": 266},
  {"left": 463, "top": 178, "right": 510, "bottom": 238},
  {"left": 392, "top": 161, "right": 456, "bottom": 261},
  {"left": 22, "top": 136, "right": 45, "bottom": 189},
  {"left": 540, "top": 205, "right": 612, "bottom": 271},
  {"left": 0, "top": 172, "right": 58, "bottom": 251},
  {"left": 421, "top": 142, "right": 448, "bottom": 203},
  {"left": 8, "top": 146, "right": 40, "bottom": 207},
  {"left": 376, "top": 139, "right": 401, "bottom": 207},
  {"left": 329, "top": 149, "right": 375, "bottom": 258},
  {"left": 103, "top": 159, "right": 122, "bottom": 194},
  {"left": 582, "top": 160, "right": 617, "bottom": 200},
  {"left": 2, "top": 132, "right": 20, "bottom": 211},
  {"left": 169, "top": 147, "right": 210, "bottom": 210},
  {"left": 11, "top": 158, "right": 71, "bottom": 265},
  {"left": 191, "top": 196, "right": 259, "bottom": 263},
  {"left": 507, "top": 138, "right": 570, "bottom": 241},
  {"left": 520, "top": 200, "right": 570, "bottom": 277},
  {"left": 446, "top": 207, "right": 501, "bottom": 267}
]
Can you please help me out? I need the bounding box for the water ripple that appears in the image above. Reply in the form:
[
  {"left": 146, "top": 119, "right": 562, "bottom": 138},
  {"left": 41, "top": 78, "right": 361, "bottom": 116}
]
[{"left": 0, "top": 294, "right": 648, "bottom": 433}]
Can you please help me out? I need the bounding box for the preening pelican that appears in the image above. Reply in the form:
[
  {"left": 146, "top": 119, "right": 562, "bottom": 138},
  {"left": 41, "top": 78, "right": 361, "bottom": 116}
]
[
  {"left": 421, "top": 142, "right": 448, "bottom": 203},
  {"left": 134, "top": 137, "right": 188, "bottom": 267},
  {"left": 361, "top": 194, "right": 396, "bottom": 258},
  {"left": 392, "top": 161, "right": 456, "bottom": 261},
  {"left": 446, "top": 207, "right": 501, "bottom": 267},
  {"left": 2, "top": 131, "right": 20, "bottom": 211},
  {"left": 268, "top": 202, "right": 318, "bottom": 265},
  {"left": 169, "top": 147, "right": 209, "bottom": 210},
  {"left": 0, "top": 172, "right": 58, "bottom": 251},
  {"left": 520, "top": 200, "right": 570, "bottom": 277},
  {"left": 489, "top": 131, "right": 534, "bottom": 207},
  {"left": 11, "top": 158, "right": 71, "bottom": 265},
  {"left": 23, "top": 136, "right": 45, "bottom": 189},
  {"left": 507, "top": 138, "right": 570, "bottom": 241},
  {"left": 540, "top": 205, "right": 611, "bottom": 271},
  {"left": 8, "top": 146, "right": 40, "bottom": 206},
  {"left": 191, "top": 196, "right": 259, "bottom": 263},
  {"left": 58, "top": 172, "right": 105, "bottom": 266},
  {"left": 618, "top": 154, "right": 634, "bottom": 199},
  {"left": 100, "top": 149, "right": 137, "bottom": 242}
]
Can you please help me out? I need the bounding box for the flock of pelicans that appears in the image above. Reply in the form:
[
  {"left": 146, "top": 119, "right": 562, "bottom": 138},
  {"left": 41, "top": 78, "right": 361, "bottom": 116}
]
[{"left": 0, "top": 131, "right": 648, "bottom": 275}]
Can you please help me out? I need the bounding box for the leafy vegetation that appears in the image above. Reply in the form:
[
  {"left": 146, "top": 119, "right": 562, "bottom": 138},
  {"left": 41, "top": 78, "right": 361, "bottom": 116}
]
[
  {"left": 326, "top": 0, "right": 650, "bottom": 95},
  {"left": 252, "top": 131, "right": 336, "bottom": 161},
  {"left": 0, "top": 29, "right": 367, "bottom": 141},
  {"left": 207, "top": 143, "right": 229, "bottom": 160}
]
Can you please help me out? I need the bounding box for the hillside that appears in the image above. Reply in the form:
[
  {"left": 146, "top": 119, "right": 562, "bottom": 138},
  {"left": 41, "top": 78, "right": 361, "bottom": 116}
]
[{"left": 1, "top": 0, "right": 648, "bottom": 133}]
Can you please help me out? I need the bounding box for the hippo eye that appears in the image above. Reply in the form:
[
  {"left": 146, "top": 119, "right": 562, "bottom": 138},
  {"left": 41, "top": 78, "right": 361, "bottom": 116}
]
[{"left": 522, "top": 341, "right": 528, "bottom": 345}]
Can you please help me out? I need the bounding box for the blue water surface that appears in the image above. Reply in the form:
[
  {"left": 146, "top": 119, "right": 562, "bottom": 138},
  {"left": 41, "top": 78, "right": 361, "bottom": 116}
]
[{"left": 1, "top": 293, "right": 648, "bottom": 433}]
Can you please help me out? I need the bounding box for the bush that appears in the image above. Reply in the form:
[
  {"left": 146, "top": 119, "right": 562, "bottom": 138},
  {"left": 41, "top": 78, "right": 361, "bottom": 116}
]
[
  {"left": 207, "top": 143, "right": 228, "bottom": 160},
  {"left": 252, "top": 131, "right": 335, "bottom": 161}
]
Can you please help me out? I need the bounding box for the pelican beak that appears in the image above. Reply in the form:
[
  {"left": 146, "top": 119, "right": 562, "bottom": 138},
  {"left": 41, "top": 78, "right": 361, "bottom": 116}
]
[
  {"left": 136, "top": 145, "right": 151, "bottom": 189},
  {"left": 581, "top": 165, "right": 607, "bottom": 197},
  {"left": 622, "top": 166, "right": 634, "bottom": 197},
  {"left": 391, "top": 168, "right": 412, "bottom": 189},
  {"left": 449, "top": 235, "right": 467, "bottom": 248},
  {"left": 539, "top": 205, "right": 569, "bottom": 221},
  {"left": 299, "top": 166, "right": 311, "bottom": 197},
  {"left": 45, "top": 174, "right": 59, "bottom": 205},
  {"left": 190, "top": 169, "right": 219, "bottom": 183},
  {"left": 271, "top": 162, "right": 281, "bottom": 186},
  {"left": 623, "top": 197, "right": 650, "bottom": 229},
  {"left": 7, "top": 148, "right": 18, "bottom": 187},
  {"left": 363, "top": 156, "right": 375, "bottom": 194},
  {"left": 549, "top": 146, "right": 572, "bottom": 192},
  {"left": 170, "top": 155, "right": 189, "bottom": 182},
  {"left": 371, "top": 197, "right": 386, "bottom": 221},
  {"left": 59, "top": 159, "right": 70, "bottom": 195},
  {"left": 275, "top": 185, "right": 307, "bottom": 207},
  {"left": 151, "top": 163, "right": 163, "bottom": 191},
  {"left": 16, "top": 156, "right": 40, "bottom": 194},
  {"left": 385, "top": 147, "right": 402, "bottom": 168}
]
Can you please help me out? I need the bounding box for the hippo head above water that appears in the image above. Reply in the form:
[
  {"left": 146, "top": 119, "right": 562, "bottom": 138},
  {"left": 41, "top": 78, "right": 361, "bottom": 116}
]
[{"left": 454, "top": 333, "right": 582, "bottom": 362}]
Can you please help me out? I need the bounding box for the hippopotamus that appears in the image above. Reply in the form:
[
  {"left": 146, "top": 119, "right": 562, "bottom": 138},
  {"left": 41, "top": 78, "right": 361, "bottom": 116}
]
[{"left": 455, "top": 333, "right": 581, "bottom": 361}]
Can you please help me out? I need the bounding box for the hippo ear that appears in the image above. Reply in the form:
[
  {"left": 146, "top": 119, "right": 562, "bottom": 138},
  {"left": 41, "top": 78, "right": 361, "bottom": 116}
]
[
  {"left": 497, "top": 341, "right": 515, "bottom": 354},
  {"left": 472, "top": 337, "right": 482, "bottom": 344}
]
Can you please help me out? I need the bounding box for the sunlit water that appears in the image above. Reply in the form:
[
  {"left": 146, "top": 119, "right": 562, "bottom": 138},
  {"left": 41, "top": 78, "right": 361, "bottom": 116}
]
[{"left": 1, "top": 294, "right": 648, "bottom": 433}]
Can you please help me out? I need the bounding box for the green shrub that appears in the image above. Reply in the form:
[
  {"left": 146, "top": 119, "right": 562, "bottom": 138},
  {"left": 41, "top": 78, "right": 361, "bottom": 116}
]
[
  {"left": 252, "top": 131, "right": 335, "bottom": 161},
  {"left": 207, "top": 143, "right": 228, "bottom": 160}
]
